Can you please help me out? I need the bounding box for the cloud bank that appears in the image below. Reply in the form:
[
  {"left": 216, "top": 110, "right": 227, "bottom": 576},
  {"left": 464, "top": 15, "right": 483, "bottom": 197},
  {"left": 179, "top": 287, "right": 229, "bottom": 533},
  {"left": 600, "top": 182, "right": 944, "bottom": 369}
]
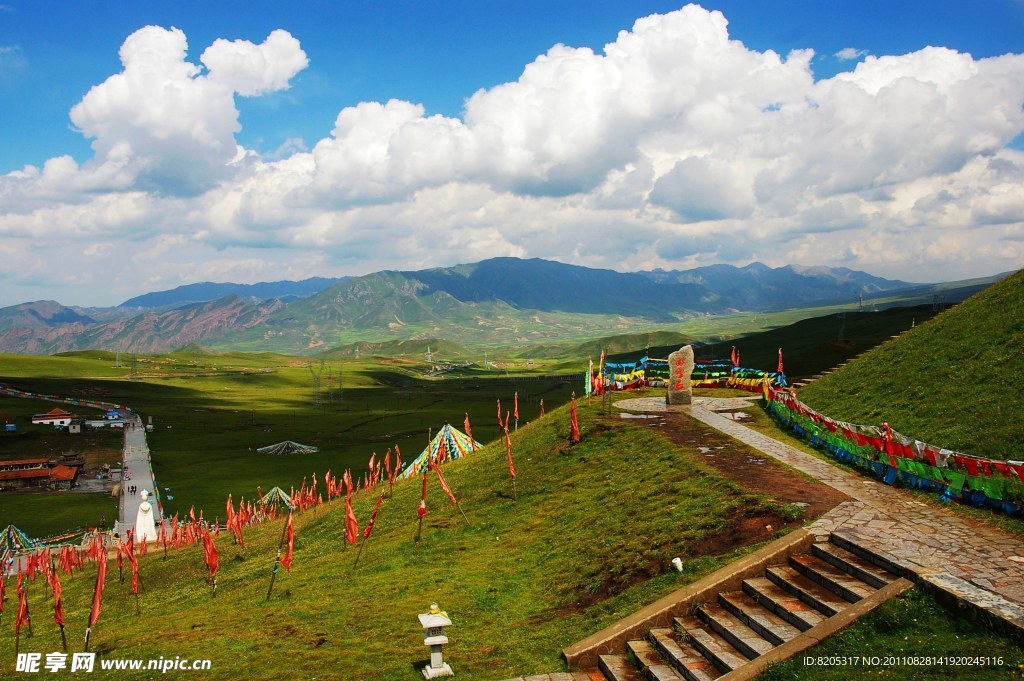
[{"left": 1, "top": 4, "right": 1023, "bottom": 306}]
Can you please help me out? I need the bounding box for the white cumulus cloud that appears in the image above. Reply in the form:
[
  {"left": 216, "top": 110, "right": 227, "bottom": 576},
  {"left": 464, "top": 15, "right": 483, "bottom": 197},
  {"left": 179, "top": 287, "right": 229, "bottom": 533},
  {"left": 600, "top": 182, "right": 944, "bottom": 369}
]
[{"left": 1, "top": 5, "right": 1024, "bottom": 306}]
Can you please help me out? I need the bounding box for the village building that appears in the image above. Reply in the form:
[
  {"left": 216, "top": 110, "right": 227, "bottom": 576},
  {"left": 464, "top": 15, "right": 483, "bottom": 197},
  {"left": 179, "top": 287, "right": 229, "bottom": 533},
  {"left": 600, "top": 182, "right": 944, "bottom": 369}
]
[
  {"left": 31, "top": 408, "right": 74, "bottom": 426},
  {"left": 0, "top": 457, "right": 82, "bottom": 490}
]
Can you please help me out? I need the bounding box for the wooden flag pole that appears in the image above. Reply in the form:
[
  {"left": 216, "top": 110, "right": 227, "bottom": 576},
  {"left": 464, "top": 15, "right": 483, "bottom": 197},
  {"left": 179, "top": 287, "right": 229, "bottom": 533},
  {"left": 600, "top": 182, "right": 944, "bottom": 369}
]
[
  {"left": 352, "top": 532, "right": 368, "bottom": 565},
  {"left": 59, "top": 624, "right": 67, "bottom": 652},
  {"left": 512, "top": 478, "right": 517, "bottom": 502},
  {"left": 454, "top": 500, "right": 470, "bottom": 525},
  {"left": 415, "top": 515, "right": 424, "bottom": 544},
  {"left": 265, "top": 515, "right": 290, "bottom": 601}
]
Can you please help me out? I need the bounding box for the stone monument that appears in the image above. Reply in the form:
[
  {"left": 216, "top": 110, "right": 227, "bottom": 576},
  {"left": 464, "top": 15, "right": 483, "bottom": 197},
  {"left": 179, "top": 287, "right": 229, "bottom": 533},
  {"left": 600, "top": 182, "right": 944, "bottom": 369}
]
[
  {"left": 135, "top": 489, "right": 158, "bottom": 543},
  {"left": 666, "top": 344, "right": 694, "bottom": 407},
  {"left": 418, "top": 603, "right": 454, "bottom": 678}
]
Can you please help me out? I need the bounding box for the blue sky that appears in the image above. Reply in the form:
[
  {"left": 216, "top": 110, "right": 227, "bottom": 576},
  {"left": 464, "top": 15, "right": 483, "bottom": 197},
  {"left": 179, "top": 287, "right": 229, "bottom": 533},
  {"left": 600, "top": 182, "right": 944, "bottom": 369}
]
[{"left": 1, "top": 1, "right": 1023, "bottom": 305}]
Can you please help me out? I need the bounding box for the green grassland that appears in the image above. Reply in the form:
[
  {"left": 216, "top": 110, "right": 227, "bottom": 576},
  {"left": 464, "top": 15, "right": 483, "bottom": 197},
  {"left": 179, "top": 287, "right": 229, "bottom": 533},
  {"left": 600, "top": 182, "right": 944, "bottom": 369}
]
[
  {"left": 0, "top": 350, "right": 582, "bottom": 536},
  {"left": 799, "top": 269, "right": 1024, "bottom": 460},
  {"left": 1, "top": 398, "right": 808, "bottom": 680}
]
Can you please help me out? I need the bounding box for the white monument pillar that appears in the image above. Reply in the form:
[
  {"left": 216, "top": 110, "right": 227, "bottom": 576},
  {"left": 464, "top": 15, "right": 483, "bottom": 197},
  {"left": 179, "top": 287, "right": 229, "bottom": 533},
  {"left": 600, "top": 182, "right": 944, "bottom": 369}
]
[{"left": 418, "top": 603, "right": 454, "bottom": 678}]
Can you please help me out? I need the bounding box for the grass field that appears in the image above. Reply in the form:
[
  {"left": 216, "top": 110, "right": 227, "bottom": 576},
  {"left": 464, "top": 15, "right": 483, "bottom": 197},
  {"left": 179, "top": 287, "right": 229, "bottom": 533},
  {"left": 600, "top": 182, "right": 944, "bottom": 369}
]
[
  {"left": 0, "top": 350, "right": 582, "bottom": 536},
  {"left": 0, "top": 397, "right": 809, "bottom": 679}
]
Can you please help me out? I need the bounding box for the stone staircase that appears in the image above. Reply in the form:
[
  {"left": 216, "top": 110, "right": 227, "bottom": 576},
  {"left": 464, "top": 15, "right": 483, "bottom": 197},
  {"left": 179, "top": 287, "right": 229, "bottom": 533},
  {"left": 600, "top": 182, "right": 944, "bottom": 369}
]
[{"left": 564, "top": 531, "right": 913, "bottom": 681}]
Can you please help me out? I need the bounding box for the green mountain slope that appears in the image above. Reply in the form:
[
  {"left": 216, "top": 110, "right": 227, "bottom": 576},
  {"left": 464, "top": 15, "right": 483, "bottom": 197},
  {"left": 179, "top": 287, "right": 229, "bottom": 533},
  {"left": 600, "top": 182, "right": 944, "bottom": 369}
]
[{"left": 798, "top": 269, "right": 1024, "bottom": 460}]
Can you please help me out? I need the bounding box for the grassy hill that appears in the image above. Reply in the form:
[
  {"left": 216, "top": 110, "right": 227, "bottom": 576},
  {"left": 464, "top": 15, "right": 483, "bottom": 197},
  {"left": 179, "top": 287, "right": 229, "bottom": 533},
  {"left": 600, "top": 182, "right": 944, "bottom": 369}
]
[
  {"left": 799, "top": 269, "right": 1024, "bottom": 460},
  {"left": 0, "top": 400, "right": 811, "bottom": 679}
]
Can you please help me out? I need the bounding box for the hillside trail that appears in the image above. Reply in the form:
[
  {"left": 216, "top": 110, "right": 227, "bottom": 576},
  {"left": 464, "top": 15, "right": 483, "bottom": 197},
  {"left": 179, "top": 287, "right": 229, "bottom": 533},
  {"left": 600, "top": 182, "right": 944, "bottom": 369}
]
[{"left": 618, "top": 395, "right": 1024, "bottom": 627}]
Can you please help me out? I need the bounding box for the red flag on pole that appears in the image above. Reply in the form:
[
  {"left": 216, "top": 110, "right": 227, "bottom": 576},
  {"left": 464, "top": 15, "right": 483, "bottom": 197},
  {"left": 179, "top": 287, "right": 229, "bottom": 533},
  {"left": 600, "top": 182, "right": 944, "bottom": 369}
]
[
  {"left": 503, "top": 412, "right": 516, "bottom": 479},
  {"left": 394, "top": 445, "right": 402, "bottom": 474},
  {"left": 570, "top": 394, "right": 581, "bottom": 444},
  {"left": 463, "top": 413, "right": 474, "bottom": 450},
  {"left": 731, "top": 346, "right": 739, "bottom": 368},
  {"left": 539, "top": 399, "right": 544, "bottom": 417},
  {"left": 88, "top": 546, "right": 106, "bottom": 628},
  {"left": 433, "top": 463, "right": 458, "bottom": 507},
  {"left": 363, "top": 490, "right": 386, "bottom": 539},
  {"left": 777, "top": 348, "right": 784, "bottom": 375},
  {"left": 203, "top": 531, "right": 219, "bottom": 580},
  {"left": 15, "top": 576, "right": 29, "bottom": 636},
  {"left": 496, "top": 399, "right": 502, "bottom": 426},
  {"left": 126, "top": 531, "right": 139, "bottom": 595},
  {"left": 418, "top": 473, "right": 428, "bottom": 518},
  {"left": 344, "top": 493, "right": 359, "bottom": 546},
  {"left": 281, "top": 511, "right": 295, "bottom": 572},
  {"left": 513, "top": 392, "right": 519, "bottom": 420},
  {"left": 51, "top": 570, "right": 65, "bottom": 628},
  {"left": 384, "top": 449, "right": 392, "bottom": 483}
]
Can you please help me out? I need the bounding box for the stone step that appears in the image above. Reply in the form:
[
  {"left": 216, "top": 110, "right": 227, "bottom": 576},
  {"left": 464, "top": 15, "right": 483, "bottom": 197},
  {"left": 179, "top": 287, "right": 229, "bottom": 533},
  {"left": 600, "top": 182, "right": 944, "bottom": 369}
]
[
  {"left": 789, "top": 554, "right": 876, "bottom": 602},
  {"left": 648, "top": 629, "right": 718, "bottom": 681},
  {"left": 741, "top": 576, "right": 826, "bottom": 631},
  {"left": 766, "top": 565, "right": 850, "bottom": 617},
  {"left": 829, "top": 533, "right": 906, "bottom": 577},
  {"left": 812, "top": 542, "right": 898, "bottom": 589},
  {"left": 599, "top": 653, "right": 644, "bottom": 681},
  {"left": 697, "top": 603, "right": 775, "bottom": 659},
  {"left": 675, "top": 617, "right": 747, "bottom": 675},
  {"left": 626, "top": 639, "right": 683, "bottom": 681},
  {"left": 718, "top": 591, "right": 801, "bottom": 646}
]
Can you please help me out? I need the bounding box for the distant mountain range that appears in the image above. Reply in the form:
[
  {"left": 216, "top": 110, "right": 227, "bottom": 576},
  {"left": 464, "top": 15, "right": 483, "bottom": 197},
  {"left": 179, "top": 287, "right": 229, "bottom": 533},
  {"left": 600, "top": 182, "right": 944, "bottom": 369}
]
[
  {"left": 0, "top": 257, "right": 1000, "bottom": 356},
  {"left": 119, "top": 277, "right": 348, "bottom": 309}
]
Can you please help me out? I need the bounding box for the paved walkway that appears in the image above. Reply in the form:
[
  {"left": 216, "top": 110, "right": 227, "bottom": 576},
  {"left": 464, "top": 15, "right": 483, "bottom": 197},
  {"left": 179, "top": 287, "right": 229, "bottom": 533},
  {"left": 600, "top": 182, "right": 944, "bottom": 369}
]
[
  {"left": 117, "top": 413, "right": 163, "bottom": 536},
  {"left": 617, "top": 396, "right": 1024, "bottom": 633}
]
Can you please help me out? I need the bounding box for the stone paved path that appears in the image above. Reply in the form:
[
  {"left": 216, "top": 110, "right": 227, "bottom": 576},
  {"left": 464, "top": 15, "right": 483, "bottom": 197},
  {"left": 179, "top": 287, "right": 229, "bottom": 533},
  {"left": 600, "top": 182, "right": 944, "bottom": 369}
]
[
  {"left": 117, "top": 412, "right": 163, "bottom": 536},
  {"left": 618, "top": 396, "right": 1024, "bottom": 631}
]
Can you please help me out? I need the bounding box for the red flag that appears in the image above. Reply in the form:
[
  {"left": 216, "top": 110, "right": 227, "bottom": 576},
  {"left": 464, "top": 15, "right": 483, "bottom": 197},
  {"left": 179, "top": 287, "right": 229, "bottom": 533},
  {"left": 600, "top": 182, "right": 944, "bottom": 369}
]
[
  {"left": 731, "top": 346, "right": 740, "bottom": 368},
  {"left": 127, "top": 531, "right": 139, "bottom": 595},
  {"left": 513, "top": 392, "right": 519, "bottom": 420},
  {"left": 363, "top": 490, "right": 386, "bottom": 539},
  {"left": 203, "top": 531, "right": 219, "bottom": 580},
  {"left": 570, "top": 395, "right": 581, "bottom": 444},
  {"left": 777, "top": 348, "right": 784, "bottom": 374},
  {"left": 345, "top": 493, "right": 359, "bottom": 546},
  {"left": 464, "top": 413, "right": 475, "bottom": 450},
  {"left": 496, "top": 399, "right": 502, "bottom": 426},
  {"left": 88, "top": 545, "right": 106, "bottom": 628},
  {"left": 281, "top": 511, "right": 295, "bottom": 572},
  {"left": 504, "top": 424, "right": 516, "bottom": 479},
  {"left": 51, "top": 570, "right": 65, "bottom": 627},
  {"left": 384, "top": 449, "right": 392, "bottom": 482},
  {"left": 394, "top": 445, "right": 402, "bottom": 474},
  {"left": 418, "top": 473, "right": 428, "bottom": 518},
  {"left": 433, "top": 463, "right": 458, "bottom": 507},
  {"left": 539, "top": 399, "right": 545, "bottom": 417},
  {"left": 15, "top": 575, "right": 29, "bottom": 636}
]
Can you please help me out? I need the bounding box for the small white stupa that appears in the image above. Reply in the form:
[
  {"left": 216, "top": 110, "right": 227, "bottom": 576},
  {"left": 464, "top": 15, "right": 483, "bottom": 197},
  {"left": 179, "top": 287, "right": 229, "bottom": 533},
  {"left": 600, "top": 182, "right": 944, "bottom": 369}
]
[{"left": 135, "top": 489, "right": 158, "bottom": 542}]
